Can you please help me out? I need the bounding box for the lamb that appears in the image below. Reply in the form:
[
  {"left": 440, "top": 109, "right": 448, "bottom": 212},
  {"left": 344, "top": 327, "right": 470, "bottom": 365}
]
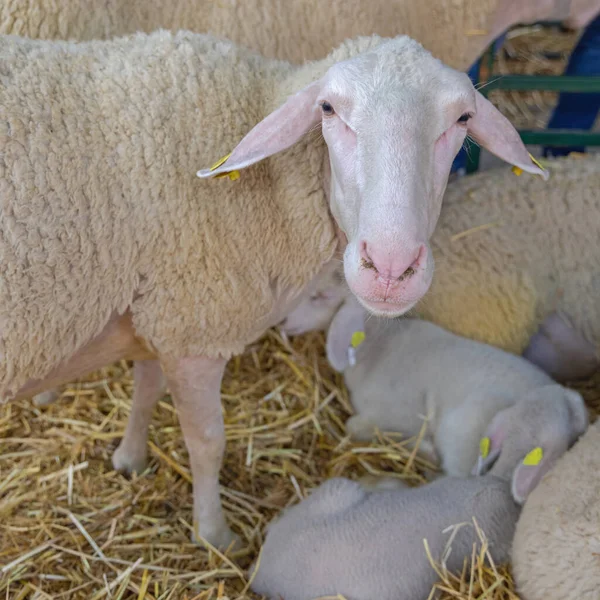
[
  {"left": 281, "top": 292, "right": 588, "bottom": 490},
  {"left": 249, "top": 474, "right": 521, "bottom": 600},
  {"left": 1, "top": 30, "right": 541, "bottom": 548},
  {"left": 281, "top": 154, "right": 600, "bottom": 382},
  {"left": 2, "top": 0, "right": 598, "bottom": 69},
  {"left": 511, "top": 418, "right": 600, "bottom": 600}
]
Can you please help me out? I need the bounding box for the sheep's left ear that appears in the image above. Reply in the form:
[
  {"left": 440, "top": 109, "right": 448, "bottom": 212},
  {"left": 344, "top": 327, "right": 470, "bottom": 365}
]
[
  {"left": 511, "top": 447, "right": 551, "bottom": 504},
  {"left": 197, "top": 80, "right": 322, "bottom": 178},
  {"left": 468, "top": 92, "right": 549, "bottom": 180}
]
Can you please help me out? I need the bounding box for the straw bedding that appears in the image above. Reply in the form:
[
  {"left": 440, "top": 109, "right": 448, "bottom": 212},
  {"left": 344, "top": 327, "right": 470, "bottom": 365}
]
[{"left": 1, "top": 25, "right": 598, "bottom": 600}]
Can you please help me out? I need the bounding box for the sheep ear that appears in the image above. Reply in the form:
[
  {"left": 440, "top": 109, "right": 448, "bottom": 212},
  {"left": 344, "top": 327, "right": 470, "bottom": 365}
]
[
  {"left": 511, "top": 447, "right": 551, "bottom": 504},
  {"left": 326, "top": 297, "right": 366, "bottom": 372},
  {"left": 197, "top": 80, "right": 322, "bottom": 178},
  {"left": 471, "top": 410, "right": 508, "bottom": 475},
  {"left": 467, "top": 92, "right": 549, "bottom": 180}
]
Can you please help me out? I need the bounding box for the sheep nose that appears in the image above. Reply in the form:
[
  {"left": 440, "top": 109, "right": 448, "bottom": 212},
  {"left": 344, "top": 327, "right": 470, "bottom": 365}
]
[{"left": 359, "top": 241, "right": 425, "bottom": 282}]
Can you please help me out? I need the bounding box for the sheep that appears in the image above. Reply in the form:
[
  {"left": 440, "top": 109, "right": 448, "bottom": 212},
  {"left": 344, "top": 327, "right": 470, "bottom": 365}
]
[
  {"left": 2, "top": 0, "right": 598, "bottom": 69},
  {"left": 281, "top": 292, "right": 588, "bottom": 489},
  {"left": 281, "top": 153, "right": 600, "bottom": 383},
  {"left": 511, "top": 418, "right": 600, "bottom": 600},
  {"left": 1, "top": 30, "right": 542, "bottom": 549},
  {"left": 249, "top": 474, "right": 521, "bottom": 600}
]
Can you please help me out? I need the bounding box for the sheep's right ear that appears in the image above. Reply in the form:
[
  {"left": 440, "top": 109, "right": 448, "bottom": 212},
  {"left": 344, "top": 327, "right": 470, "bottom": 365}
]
[
  {"left": 325, "top": 297, "right": 366, "bottom": 372},
  {"left": 197, "top": 80, "right": 322, "bottom": 178}
]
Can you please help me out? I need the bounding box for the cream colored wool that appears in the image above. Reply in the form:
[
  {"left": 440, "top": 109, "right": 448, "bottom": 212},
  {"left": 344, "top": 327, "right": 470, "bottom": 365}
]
[
  {"left": 511, "top": 418, "right": 600, "bottom": 600},
  {"left": 413, "top": 154, "right": 600, "bottom": 358},
  {"left": 0, "top": 30, "right": 389, "bottom": 398},
  {"left": 0, "top": 0, "right": 584, "bottom": 70}
]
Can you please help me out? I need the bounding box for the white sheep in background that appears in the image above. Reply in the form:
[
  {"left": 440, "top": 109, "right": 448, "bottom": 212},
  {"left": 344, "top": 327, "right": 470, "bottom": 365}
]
[
  {"left": 280, "top": 154, "right": 600, "bottom": 383},
  {"left": 249, "top": 474, "right": 521, "bottom": 600},
  {"left": 282, "top": 292, "right": 588, "bottom": 494},
  {"left": 512, "top": 418, "right": 600, "bottom": 600},
  {"left": 2, "top": 0, "right": 598, "bottom": 69},
  {"left": 1, "top": 30, "right": 541, "bottom": 548}
]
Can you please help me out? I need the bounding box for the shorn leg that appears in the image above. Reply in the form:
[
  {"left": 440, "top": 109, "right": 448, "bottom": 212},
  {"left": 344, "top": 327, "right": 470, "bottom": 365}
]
[
  {"left": 161, "top": 355, "right": 239, "bottom": 550},
  {"left": 112, "top": 360, "right": 165, "bottom": 475},
  {"left": 523, "top": 312, "right": 599, "bottom": 381}
]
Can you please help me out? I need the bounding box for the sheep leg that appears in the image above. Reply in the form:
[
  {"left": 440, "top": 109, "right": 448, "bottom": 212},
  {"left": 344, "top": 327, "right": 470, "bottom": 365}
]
[
  {"left": 112, "top": 360, "right": 165, "bottom": 475},
  {"left": 523, "top": 312, "right": 599, "bottom": 381},
  {"left": 161, "top": 355, "right": 239, "bottom": 551}
]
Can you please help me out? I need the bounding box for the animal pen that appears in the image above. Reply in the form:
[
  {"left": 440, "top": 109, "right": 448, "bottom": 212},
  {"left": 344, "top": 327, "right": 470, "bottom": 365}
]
[{"left": 1, "top": 22, "right": 599, "bottom": 600}]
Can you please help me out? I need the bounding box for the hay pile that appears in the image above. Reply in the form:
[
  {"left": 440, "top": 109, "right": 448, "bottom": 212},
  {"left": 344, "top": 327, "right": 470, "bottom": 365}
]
[
  {"left": 2, "top": 328, "right": 599, "bottom": 599},
  {"left": 2, "top": 24, "right": 600, "bottom": 600}
]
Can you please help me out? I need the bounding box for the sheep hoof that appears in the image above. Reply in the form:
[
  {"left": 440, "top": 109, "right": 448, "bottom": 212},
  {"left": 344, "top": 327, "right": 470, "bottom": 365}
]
[
  {"left": 112, "top": 443, "right": 148, "bottom": 476},
  {"left": 33, "top": 390, "right": 59, "bottom": 406},
  {"left": 192, "top": 522, "right": 241, "bottom": 551}
]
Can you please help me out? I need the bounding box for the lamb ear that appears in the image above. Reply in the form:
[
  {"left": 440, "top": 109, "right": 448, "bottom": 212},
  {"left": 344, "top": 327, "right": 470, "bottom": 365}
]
[
  {"left": 471, "top": 409, "right": 509, "bottom": 475},
  {"left": 467, "top": 92, "right": 549, "bottom": 180},
  {"left": 325, "top": 297, "right": 366, "bottom": 372},
  {"left": 511, "top": 447, "right": 551, "bottom": 504},
  {"left": 197, "top": 80, "right": 322, "bottom": 178}
]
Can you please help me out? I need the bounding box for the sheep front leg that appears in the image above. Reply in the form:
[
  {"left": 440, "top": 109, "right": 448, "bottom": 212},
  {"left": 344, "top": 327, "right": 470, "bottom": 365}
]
[
  {"left": 161, "top": 355, "right": 239, "bottom": 550},
  {"left": 112, "top": 360, "right": 165, "bottom": 475}
]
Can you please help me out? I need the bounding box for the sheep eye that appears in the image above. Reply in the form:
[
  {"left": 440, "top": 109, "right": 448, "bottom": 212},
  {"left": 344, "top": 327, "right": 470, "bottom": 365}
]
[
  {"left": 321, "top": 101, "right": 335, "bottom": 116},
  {"left": 457, "top": 112, "right": 472, "bottom": 124}
]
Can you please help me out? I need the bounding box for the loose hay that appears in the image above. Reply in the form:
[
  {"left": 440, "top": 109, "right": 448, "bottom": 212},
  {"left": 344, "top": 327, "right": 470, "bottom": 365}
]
[
  {"left": 2, "top": 24, "right": 600, "bottom": 600},
  {"left": 2, "top": 327, "right": 598, "bottom": 599}
]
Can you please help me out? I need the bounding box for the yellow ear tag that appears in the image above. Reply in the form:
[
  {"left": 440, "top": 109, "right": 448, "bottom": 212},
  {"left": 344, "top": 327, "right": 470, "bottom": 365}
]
[
  {"left": 523, "top": 446, "right": 543, "bottom": 466},
  {"left": 209, "top": 153, "right": 240, "bottom": 181},
  {"left": 351, "top": 331, "right": 365, "bottom": 348},
  {"left": 512, "top": 154, "right": 546, "bottom": 178},
  {"left": 528, "top": 153, "right": 545, "bottom": 171},
  {"left": 479, "top": 437, "right": 490, "bottom": 459}
]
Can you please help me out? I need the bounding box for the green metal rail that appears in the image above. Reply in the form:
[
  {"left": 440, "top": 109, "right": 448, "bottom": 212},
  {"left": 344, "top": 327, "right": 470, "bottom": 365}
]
[{"left": 466, "top": 52, "right": 600, "bottom": 173}]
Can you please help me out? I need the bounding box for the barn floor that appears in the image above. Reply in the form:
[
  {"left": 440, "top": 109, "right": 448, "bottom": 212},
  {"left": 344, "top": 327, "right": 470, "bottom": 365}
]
[{"left": 1, "top": 25, "right": 599, "bottom": 600}]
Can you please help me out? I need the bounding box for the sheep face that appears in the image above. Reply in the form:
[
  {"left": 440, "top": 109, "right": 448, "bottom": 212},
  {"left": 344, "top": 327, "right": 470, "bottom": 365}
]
[{"left": 199, "top": 35, "right": 547, "bottom": 318}]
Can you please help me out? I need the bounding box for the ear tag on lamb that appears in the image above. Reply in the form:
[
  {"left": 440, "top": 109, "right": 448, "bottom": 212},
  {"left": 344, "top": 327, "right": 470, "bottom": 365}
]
[
  {"left": 347, "top": 331, "right": 366, "bottom": 367},
  {"left": 512, "top": 153, "right": 546, "bottom": 179},
  {"left": 522, "top": 446, "right": 543, "bottom": 466},
  {"left": 204, "top": 153, "right": 240, "bottom": 181},
  {"left": 479, "top": 437, "right": 491, "bottom": 459}
]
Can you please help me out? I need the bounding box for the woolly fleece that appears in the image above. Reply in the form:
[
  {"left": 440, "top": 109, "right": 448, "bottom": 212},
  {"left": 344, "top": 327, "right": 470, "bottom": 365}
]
[
  {"left": 511, "top": 418, "right": 600, "bottom": 600},
  {"left": 0, "top": 30, "right": 389, "bottom": 397},
  {"left": 414, "top": 154, "right": 600, "bottom": 359},
  {"left": 0, "top": 0, "right": 571, "bottom": 71}
]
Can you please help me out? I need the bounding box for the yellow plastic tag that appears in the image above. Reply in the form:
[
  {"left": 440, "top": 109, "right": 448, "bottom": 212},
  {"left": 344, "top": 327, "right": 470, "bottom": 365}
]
[
  {"left": 523, "top": 446, "right": 543, "bottom": 466},
  {"left": 528, "top": 153, "right": 545, "bottom": 171},
  {"left": 479, "top": 437, "right": 490, "bottom": 459},
  {"left": 351, "top": 331, "right": 365, "bottom": 348},
  {"left": 512, "top": 154, "right": 546, "bottom": 178},
  {"left": 209, "top": 153, "right": 240, "bottom": 181},
  {"left": 210, "top": 153, "right": 232, "bottom": 170}
]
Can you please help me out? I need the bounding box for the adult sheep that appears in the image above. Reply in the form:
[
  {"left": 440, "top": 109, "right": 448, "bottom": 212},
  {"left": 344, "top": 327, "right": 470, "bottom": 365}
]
[
  {"left": 0, "top": 30, "right": 541, "bottom": 548},
  {"left": 2, "top": 0, "right": 599, "bottom": 69}
]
